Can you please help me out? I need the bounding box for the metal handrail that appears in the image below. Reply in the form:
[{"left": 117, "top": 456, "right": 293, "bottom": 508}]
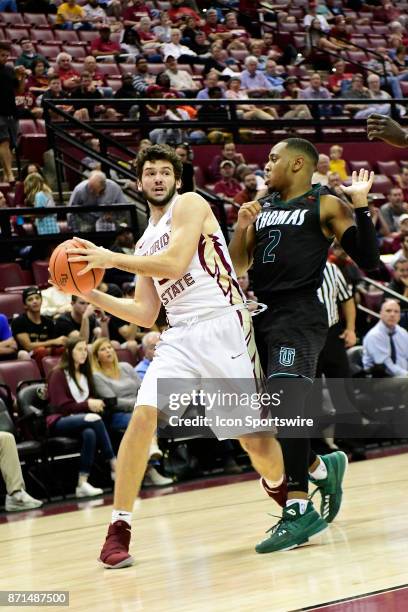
[{"left": 361, "top": 275, "right": 408, "bottom": 305}]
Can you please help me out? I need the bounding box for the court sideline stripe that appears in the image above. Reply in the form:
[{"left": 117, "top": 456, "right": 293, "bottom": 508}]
[{"left": 294, "top": 583, "right": 408, "bottom": 611}]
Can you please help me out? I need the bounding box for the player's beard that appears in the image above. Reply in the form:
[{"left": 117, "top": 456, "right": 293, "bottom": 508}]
[{"left": 145, "top": 183, "right": 178, "bottom": 208}]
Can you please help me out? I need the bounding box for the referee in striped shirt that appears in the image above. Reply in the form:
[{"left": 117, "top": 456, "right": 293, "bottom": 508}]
[{"left": 310, "top": 261, "right": 361, "bottom": 450}]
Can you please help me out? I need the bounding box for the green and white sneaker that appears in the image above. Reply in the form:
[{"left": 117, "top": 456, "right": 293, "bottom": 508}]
[
  {"left": 255, "top": 501, "right": 328, "bottom": 554},
  {"left": 310, "top": 451, "right": 348, "bottom": 523}
]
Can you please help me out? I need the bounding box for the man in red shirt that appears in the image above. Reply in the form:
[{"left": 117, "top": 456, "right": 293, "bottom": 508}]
[
  {"left": 213, "top": 160, "right": 242, "bottom": 207},
  {"left": 327, "top": 58, "right": 353, "bottom": 95},
  {"left": 231, "top": 172, "right": 259, "bottom": 224},
  {"left": 55, "top": 52, "right": 81, "bottom": 90},
  {"left": 90, "top": 26, "right": 121, "bottom": 59},
  {"left": 202, "top": 8, "right": 230, "bottom": 42},
  {"left": 121, "top": 0, "right": 151, "bottom": 28},
  {"left": 168, "top": 0, "right": 202, "bottom": 26}
]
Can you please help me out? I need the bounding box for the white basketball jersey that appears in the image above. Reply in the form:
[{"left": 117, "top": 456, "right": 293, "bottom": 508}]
[{"left": 135, "top": 196, "right": 245, "bottom": 325}]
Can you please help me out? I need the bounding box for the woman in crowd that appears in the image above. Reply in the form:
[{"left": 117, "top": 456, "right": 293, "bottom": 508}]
[
  {"left": 26, "top": 59, "right": 49, "bottom": 94},
  {"left": 91, "top": 338, "right": 172, "bottom": 486},
  {"left": 47, "top": 337, "right": 117, "bottom": 497},
  {"left": 24, "top": 172, "right": 60, "bottom": 235}
]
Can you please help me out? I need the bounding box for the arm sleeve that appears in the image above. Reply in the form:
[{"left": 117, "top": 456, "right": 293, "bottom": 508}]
[
  {"left": 48, "top": 370, "right": 90, "bottom": 415},
  {"left": 340, "top": 207, "right": 380, "bottom": 271}
]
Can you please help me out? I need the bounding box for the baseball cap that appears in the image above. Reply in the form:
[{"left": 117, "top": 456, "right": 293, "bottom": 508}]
[
  {"left": 115, "top": 224, "right": 133, "bottom": 237},
  {"left": 220, "top": 160, "right": 235, "bottom": 168},
  {"left": 22, "top": 286, "right": 41, "bottom": 304},
  {"left": 399, "top": 213, "right": 408, "bottom": 224}
]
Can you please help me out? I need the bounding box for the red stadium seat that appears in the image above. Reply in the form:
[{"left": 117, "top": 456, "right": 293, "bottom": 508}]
[
  {"left": 42, "top": 356, "right": 61, "bottom": 379},
  {"left": 347, "top": 50, "right": 367, "bottom": 63},
  {"left": 400, "top": 82, "right": 408, "bottom": 96},
  {"left": 65, "top": 45, "right": 87, "bottom": 59},
  {"left": 115, "top": 348, "right": 136, "bottom": 367},
  {"left": 5, "top": 28, "right": 30, "bottom": 42},
  {"left": 280, "top": 22, "right": 299, "bottom": 32},
  {"left": 349, "top": 160, "right": 372, "bottom": 173},
  {"left": 377, "top": 161, "right": 400, "bottom": 176},
  {"left": 2, "top": 13, "right": 25, "bottom": 26},
  {"left": 36, "top": 44, "right": 62, "bottom": 60},
  {"left": 355, "top": 25, "right": 372, "bottom": 34},
  {"left": 94, "top": 62, "right": 121, "bottom": 76},
  {"left": 0, "top": 263, "right": 26, "bottom": 291},
  {"left": 372, "top": 175, "right": 393, "bottom": 194},
  {"left": 78, "top": 30, "right": 99, "bottom": 43},
  {"left": 32, "top": 261, "right": 50, "bottom": 289},
  {"left": 54, "top": 30, "right": 81, "bottom": 44},
  {"left": 371, "top": 24, "right": 388, "bottom": 34},
  {"left": 31, "top": 29, "right": 57, "bottom": 44},
  {"left": 106, "top": 78, "right": 121, "bottom": 92},
  {"left": 23, "top": 13, "right": 50, "bottom": 28},
  {"left": 0, "top": 360, "right": 42, "bottom": 396},
  {"left": 145, "top": 63, "right": 165, "bottom": 75},
  {"left": 0, "top": 292, "right": 24, "bottom": 318}
]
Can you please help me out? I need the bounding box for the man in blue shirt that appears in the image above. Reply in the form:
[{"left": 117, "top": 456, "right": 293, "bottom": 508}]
[
  {"left": 363, "top": 299, "right": 408, "bottom": 376},
  {"left": 0, "top": 313, "right": 18, "bottom": 361},
  {"left": 135, "top": 331, "right": 160, "bottom": 380}
]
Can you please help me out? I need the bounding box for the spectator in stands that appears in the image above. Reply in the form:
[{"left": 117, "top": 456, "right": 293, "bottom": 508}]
[
  {"left": 135, "top": 331, "right": 160, "bottom": 380},
  {"left": 11, "top": 286, "right": 66, "bottom": 371},
  {"left": 55, "top": 296, "right": 107, "bottom": 343},
  {"left": 56, "top": 0, "right": 90, "bottom": 30},
  {"left": 41, "top": 285, "right": 71, "bottom": 318},
  {"left": 299, "top": 72, "right": 332, "bottom": 118},
  {"left": 240, "top": 56, "right": 274, "bottom": 97},
  {"left": 329, "top": 15, "right": 352, "bottom": 47},
  {"left": 27, "top": 60, "right": 49, "bottom": 95},
  {"left": 71, "top": 71, "right": 105, "bottom": 120},
  {"left": 24, "top": 173, "right": 59, "bottom": 236},
  {"left": 15, "top": 70, "right": 44, "bottom": 120},
  {"left": 225, "top": 76, "right": 278, "bottom": 120},
  {"left": 207, "top": 141, "right": 245, "bottom": 182},
  {"left": 354, "top": 73, "right": 392, "bottom": 119},
  {"left": 15, "top": 39, "right": 49, "bottom": 72},
  {"left": 263, "top": 59, "right": 285, "bottom": 93},
  {"left": 368, "top": 198, "right": 391, "bottom": 243},
  {"left": 340, "top": 73, "right": 369, "bottom": 115},
  {"left": 363, "top": 299, "right": 408, "bottom": 377},
  {"left": 306, "top": 19, "right": 346, "bottom": 56},
  {"left": 230, "top": 171, "right": 259, "bottom": 224},
  {"left": 387, "top": 258, "right": 408, "bottom": 320},
  {"left": 161, "top": 28, "right": 198, "bottom": 64},
  {"left": 381, "top": 187, "right": 408, "bottom": 233},
  {"left": 153, "top": 11, "right": 173, "bottom": 43},
  {"left": 396, "top": 166, "right": 408, "bottom": 201},
  {"left": 132, "top": 56, "right": 156, "bottom": 95},
  {"left": 237, "top": 272, "right": 258, "bottom": 312},
  {"left": 329, "top": 145, "right": 348, "bottom": 180},
  {"left": 202, "top": 8, "right": 228, "bottom": 43},
  {"left": 390, "top": 232, "right": 408, "bottom": 267},
  {"left": 91, "top": 26, "right": 122, "bottom": 60},
  {"left": 14, "top": 162, "right": 44, "bottom": 207},
  {"left": 327, "top": 59, "right": 353, "bottom": 96},
  {"left": 196, "top": 71, "right": 223, "bottom": 100},
  {"left": 197, "top": 86, "right": 232, "bottom": 143},
  {"left": 188, "top": 30, "right": 211, "bottom": 57},
  {"left": 203, "top": 43, "right": 228, "bottom": 77},
  {"left": 168, "top": 0, "right": 201, "bottom": 27},
  {"left": 47, "top": 337, "right": 116, "bottom": 497},
  {"left": 114, "top": 74, "right": 139, "bottom": 116},
  {"left": 83, "top": 0, "right": 108, "bottom": 27},
  {"left": 175, "top": 143, "right": 195, "bottom": 192},
  {"left": 365, "top": 50, "right": 408, "bottom": 100},
  {"left": 304, "top": 0, "right": 330, "bottom": 31},
  {"left": 54, "top": 53, "right": 81, "bottom": 91},
  {"left": 105, "top": 225, "right": 136, "bottom": 287},
  {"left": 213, "top": 160, "right": 242, "bottom": 204},
  {"left": 0, "top": 42, "right": 19, "bottom": 184},
  {"left": 164, "top": 55, "right": 199, "bottom": 95},
  {"left": 91, "top": 337, "right": 141, "bottom": 428},
  {"left": 0, "top": 313, "right": 19, "bottom": 361},
  {"left": 312, "top": 153, "right": 330, "bottom": 186},
  {"left": 281, "top": 77, "right": 312, "bottom": 119},
  {"left": 120, "top": 28, "right": 143, "bottom": 60},
  {"left": 68, "top": 170, "right": 128, "bottom": 232},
  {"left": 327, "top": 171, "right": 349, "bottom": 203},
  {"left": 0, "top": 0, "right": 17, "bottom": 11},
  {"left": 137, "top": 16, "right": 160, "bottom": 47},
  {"left": 1, "top": 431, "right": 43, "bottom": 512},
  {"left": 81, "top": 137, "right": 102, "bottom": 174},
  {"left": 122, "top": 0, "right": 152, "bottom": 28},
  {"left": 83, "top": 56, "right": 109, "bottom": 91},
  {"left": 41, "top": 76, "right": 75, "bottom": 122}
]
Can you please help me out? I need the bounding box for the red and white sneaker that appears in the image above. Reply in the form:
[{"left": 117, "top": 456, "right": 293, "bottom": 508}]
[
  {"left": 99, "top": 521, "right": 134, "bottom": 569},
  {"left": 259, "top": 477, "right": 288, "bottom": 507}
]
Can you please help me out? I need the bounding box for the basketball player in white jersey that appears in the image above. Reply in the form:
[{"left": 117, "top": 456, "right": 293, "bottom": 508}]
[{"left": 66, "top": 144, "right": 284, "bottom": 569}]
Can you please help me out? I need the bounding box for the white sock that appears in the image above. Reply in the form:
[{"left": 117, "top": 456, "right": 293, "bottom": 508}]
[
  {"left": 112, "top": 510, "right": 132, "bottom": 527},
  {"left": 309, "top": 457, "right": 328, "bottom": 480},
  {"left": 286, "top": 499, "right": 308, "bottom": 514},
  {"left": 264, "top": 475, "right": 284, "bottom": 489}
]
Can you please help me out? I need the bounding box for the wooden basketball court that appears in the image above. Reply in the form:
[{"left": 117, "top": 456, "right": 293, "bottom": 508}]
[{"left": 1, "top": 452, "right": 407, "bottom": 612}]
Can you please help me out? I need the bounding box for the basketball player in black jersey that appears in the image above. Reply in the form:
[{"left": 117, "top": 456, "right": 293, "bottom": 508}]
[{"left": 229, "top": 138, "right": 380, "bottom": 553}]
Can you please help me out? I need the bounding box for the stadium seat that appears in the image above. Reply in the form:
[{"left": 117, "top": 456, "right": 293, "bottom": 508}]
[
  {"left": 54, "top": 30, "right": 81, "bottom": 44},
  {"left": 23, "top": 13, "right": 50, "bottom": 28},
  {"left": 2, "top": 13, "right": 25, "bottom": 26},
  {"left": 377, "top": 160, "right": 400, "bottom": 176},
  {"left": 5, "top": 28, "right": 30, "bottom": 42},
  {"left": 32, "top": 261, "right": 50, "bottom": 289},
  {"left": 371, "top": 24, "right": 388, "bottom": 34},
  {"left": 372, "top": 175, "right": 393, "bottom": 194},
  {"left": 31, "top": 29, "right": 56, "bottom": 44},
  {"left": 0, "top": 263, "right": 27, "bottom": 291},
  {"left": 42, "top": 356, "right": 61, "bottom": 379},
  {"left": 0, "top": 360, "right": 42, "bottom": 397},
  {"left": 400, "top": 82, "right": 408, "bottom": 96},
  {"left": 347, "top": 50, "right": 367, "bottom": 63},
  {"left": 36, "top": 44, "right": 62, "bottom": 60},
  {"left": 115, "top": 348, "right": 136, "bottom": 366},
  {"left": 65, "top": 45, "right": 87, "bottom": 59},
  {"left": 78, "top": 30, "right": 99, "bottom": 43},
  {"left": 106, "top": 78, "right": 121, "bottom": 92},
  {"left": 349, "top": 160, "right": 372, "bottom": 173},
  {"left": 94, "top": 62, "right": 121, "bottom": 77},
  {"left": 355, "top": 25, "right": 372, "bottom": 34},
  {"left": 146, "top": 63, "right": 165, "bottom": 75},
  {"left": 0, "top": 292, "right": 24, "bottom": 318}
]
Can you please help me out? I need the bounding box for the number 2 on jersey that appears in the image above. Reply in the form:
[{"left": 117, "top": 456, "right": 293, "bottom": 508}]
[{"left": 263, "top": 229, "right": 281, "bottom": 263}]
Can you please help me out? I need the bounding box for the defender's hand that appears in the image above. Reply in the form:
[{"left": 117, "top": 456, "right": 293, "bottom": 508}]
[
  {"left": 340, "top": 169, "right": 374, "bottom": 207},
  {"left": 367, "top": 114, "right": 408, "bottom": 148}
]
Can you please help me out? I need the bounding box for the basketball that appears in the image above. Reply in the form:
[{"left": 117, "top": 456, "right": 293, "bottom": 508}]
[{"left": 49, "top": 238, "right": 104, "bottom": 294}]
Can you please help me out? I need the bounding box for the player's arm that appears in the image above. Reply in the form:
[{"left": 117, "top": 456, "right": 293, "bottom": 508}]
[
  {"left": 67, "top": 193, "right": 209, "bottom": 280},
  {"left": 228, "top": 201, "right": 261, "bottom": 276},
  {"left": 367, "top": 113, "right": 408, "bottom": 148},
  {"left": 321, "top": 170, "right": 380, "bottom": 271},
  {"left": 80, "top": 275, "right": 161, "bottom": 329}
]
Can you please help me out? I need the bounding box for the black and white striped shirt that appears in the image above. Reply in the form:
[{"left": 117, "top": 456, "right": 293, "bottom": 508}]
[{"left": 318, "top": 262, "right": 353, "bottom": 327}]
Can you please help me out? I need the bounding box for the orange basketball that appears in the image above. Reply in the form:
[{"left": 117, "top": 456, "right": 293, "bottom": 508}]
[{"left": 49, "top": 239, "right": 104, "bottom": 294}]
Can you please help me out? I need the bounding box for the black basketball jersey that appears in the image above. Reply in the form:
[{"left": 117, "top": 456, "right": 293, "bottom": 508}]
[{"left": 252, "top": 184, "right": 332, "bottom": 302}]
